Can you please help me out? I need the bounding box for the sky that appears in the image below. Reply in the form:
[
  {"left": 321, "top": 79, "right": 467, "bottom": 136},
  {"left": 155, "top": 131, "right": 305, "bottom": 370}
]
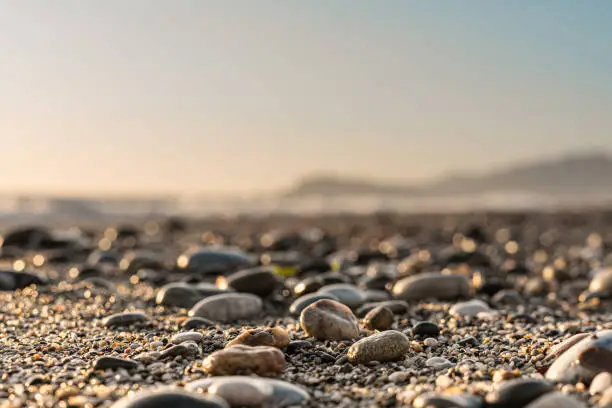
[{"left": 1, "top": 1, "right": 612, "bottom": 196}]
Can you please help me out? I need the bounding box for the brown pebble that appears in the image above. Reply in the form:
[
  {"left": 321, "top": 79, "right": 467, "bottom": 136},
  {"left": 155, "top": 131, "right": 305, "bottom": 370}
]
[
  {"left": 363, "top": 306, "right": 394, "bottom": 331},
  {"left": 299, "top": 299, "right": 359, "bottom": 341},
  {"left": 203, "top": 345, "right": 285, "bottom": 376},
  {"left": 226, "top": 327, "right": 290, "bottom": 349}
]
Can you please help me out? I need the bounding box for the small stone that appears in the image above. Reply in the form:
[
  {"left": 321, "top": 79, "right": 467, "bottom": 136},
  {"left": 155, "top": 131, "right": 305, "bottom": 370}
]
[
  {"left": 217, "top": 267, "right": 279, "bottom": 298},
  {"left": 485, "top": 378, "right": 554, "bottom": 408},
  {"left": 356, "top": 300, "right": 409, "bottom": 317},
  {"left": 286, "top": 340, "right": 313, "bottom": 354},
  {"left": 93, "top": 356, "right": 137, "bottom": 370},
  {"left": 172, "top": 332, "right": 204, "bottom": 345},
  {"left": 160, "top": 342, "right": 200, "bottom": 359},
  {"left": 110, "top": 388, "right": 230, "bottom": 408},
  {"left": 426, "top": 357, "right": 454, "bottom": 370},
  {"left": 317, "top": 283, "right": 366, "bottom": 308},
  {"left": 156, "top": 282, "right": 232, "bottom": 308},
  {"left": 424, "top": 337, "right": 439, "bottom": 347},
  {"left": 413, "top": 392, "right": 482, "bottom": 408},
  {"left": 189, "top": 293, "right": 263, "bottom": 323},
  {"left": 491, "top": 289, "right": 523, "bottom": 306},
  {"left": 412, "top": 321, "right": 441, "bottom": 337},
  {"left": 299, "top": 299, "right": 359, "bottom": 341},
  {"left": 449, "top": 299, "right": 490, "bottom": 317},
  {"left": 176, "top": 247, "right": 252, "bottom": 275},
  {"left": 102, "top": 312, "right": 148, "bottom": 328},
  {"left": 363, "top": 306, "right": 394, "bottom": 331},
  {"left": 392, "top": 272, "right": 472, "bottom": 301},
  {"left": 525, "top": 392, "right": 586, "bottom": 408},
  {"left": 388, "top": 371, "right": 409, "bottom": 383},
  {"left": 182, "top": 317, "right": 215, "bottom": 329},
  {"left": 347, "top": 330, "right": 410, "bottom": 363},
  {"left": 289, "top": 293, "right": 339, "bottom": 316},
  {"left": 226, "top": 327, "right": 290, "bottom": 349},
  {"left": 203, "top": 345, "right": 285, "bottom": 376}
]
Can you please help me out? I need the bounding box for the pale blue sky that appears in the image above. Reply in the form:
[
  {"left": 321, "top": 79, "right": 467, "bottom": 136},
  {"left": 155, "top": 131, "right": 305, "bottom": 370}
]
[{"left": 1, "top": 1, "right": 611, "bottom": 195}]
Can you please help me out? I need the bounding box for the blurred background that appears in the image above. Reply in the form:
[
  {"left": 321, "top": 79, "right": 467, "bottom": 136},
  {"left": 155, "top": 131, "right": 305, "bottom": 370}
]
[{"left": 1, "top": 1, "right": 612, "bottom": 219}]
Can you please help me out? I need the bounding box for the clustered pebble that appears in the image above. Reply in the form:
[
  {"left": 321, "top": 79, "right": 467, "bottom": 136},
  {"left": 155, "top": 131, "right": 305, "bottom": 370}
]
[{"left": 3, "top": 212, "right": 612, "bottom": 407}]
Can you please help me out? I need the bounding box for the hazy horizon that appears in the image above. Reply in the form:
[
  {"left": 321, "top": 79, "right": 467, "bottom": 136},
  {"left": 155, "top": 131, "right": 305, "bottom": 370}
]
[{"left": 2, "top": 1, "right": 612, "bottom": 196}]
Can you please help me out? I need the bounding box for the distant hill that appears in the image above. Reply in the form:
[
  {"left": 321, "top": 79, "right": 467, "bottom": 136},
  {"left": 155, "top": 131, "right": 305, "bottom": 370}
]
[{"left": 285, "top": 152, "right": 612, "bottom": 198}]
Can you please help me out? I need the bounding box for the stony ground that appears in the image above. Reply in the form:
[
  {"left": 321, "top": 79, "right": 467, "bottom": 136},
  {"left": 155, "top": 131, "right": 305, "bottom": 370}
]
[{"left": 2, "top": 211, "right": 612, "bottom": 407}]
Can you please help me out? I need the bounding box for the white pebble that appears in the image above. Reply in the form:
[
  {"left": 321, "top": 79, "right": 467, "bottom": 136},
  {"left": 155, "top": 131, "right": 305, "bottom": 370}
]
[{"left": 424, "top": 338, "right": 438, "bottom": 347}]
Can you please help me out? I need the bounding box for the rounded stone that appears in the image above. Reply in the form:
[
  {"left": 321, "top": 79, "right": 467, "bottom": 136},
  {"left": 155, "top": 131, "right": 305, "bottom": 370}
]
[
  {"left": 317, "top": 283, "right": 366, "bottom": 308},
  {"left": 589, "top": 268, "right": 612, "bottom": 295},
  {"left": 293, "top": 277, "right": 324, "bottom": 296},
  {"left": 525, "top": 392, "right": 586, "bottom": 408},
  {"left": 160, "top": 342, "right": 200, "bottom": 359},
  {"left": 226, "top": 327, "right": 290, "bottom": 349},
  {"left": 110, "top": 388, "right": 230, "bottom": 408},
  {"left": 289, "top": 293, "right": 339, "bottom": 316},
  {"left": 426, "top": 357, "right": 454, "bottom": 370},
  {"left": 347, "top": 330, "right": 410, "bottom": 363},
  {"left": 189, "top": 293, "right": 263, "bottom": 323},
  {"left": 485, "top": 378, "right": 554, "bottom": 408},
  {"left": 171, "top": 332, "right": 204, "bottom": 345},
  {"left": 412, "top": 321, "right": 441, "bottom": 337},
  {"left": 413, "top": 392, "right": 483, "bottom": 408},
  {"left": 102, "top": 312, "right": 148, "bottom": 328},
  {"left": 392, "top": 272, "right": 472, "bottom": 301},
  {"left": 299, "top": 299, "right": 359, "bottom": 341},
  {"left": 590, "top": 372, "right": 612, "bottom": 395},
  {"left": 182, "top": 317, "right": 215, "bottom": 330},
  {"left": 363, "top": 306, "right": 394, "bottom": 331},
  {"left": 546, "top": 330, "right": 612, "bottom": 383},
  {"left": 449, "top": 299, "right": 491, "bottom": 318},
  {"left": 120, "top": 250, "right": 164, "bottom": 274},
  {"left": 203, "top": 345, "right": 285, "bottom": 376},
  {"left": 356, "top": 300, "right": 409, "bottom": 317},
  {"left": 176, "top": 247, "right": 252, "bottom": 275},
  {"left": 0, "top": 270, "right": 46, "bottom": 291},
  {"left": 217, "top": 267, "right": 279, "bottom": 298}
]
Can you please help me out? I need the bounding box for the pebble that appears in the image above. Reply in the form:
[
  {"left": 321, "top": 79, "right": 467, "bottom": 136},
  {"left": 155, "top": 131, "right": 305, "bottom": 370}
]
[
  {"left": 226, "top": 327, "right": 290, "bottom": 348},
  {"left": 412, "top": 392, "right": 483, "bottom": 408},
  {"left": 392, "top": 272, "right": 472, "bottom": 301},
  {"left": 182, "top": 316, "right": 215, "bottom": 329},
  {"left": 299, "top": 299, "right": 359, "bottom": 340},
  {"left": 424, "top": 337, "right": 439, "bottom": 347},
  {"left": 102, "top": 312, "right": 148, "bottom": 327},
  {"left": 363, "top": 305, "right": 394, "bottom": 330},
  {"left": 525, "top": 392, "right": 586, "bottom": 408},
  {"left": 388, "top": 371, "right": 409, "bottom": 383},
  {"left": 347, "top": 330, "right": 410, "bottom": 363},
  {"left": 171, "top": 331, "right": 204, "bottom": 345},
  {"left": 159, "top": 342, "right": 200, "bottom": 359},
  {"left": 356, "top": 300, "right": 409, "bottom": 317},
  {"left": 449, "top": 299, "right": 491, "bottom": 317},
  {"left": 286, "top": 340, "right": 313, "bottom": 354},
  {"left": 289, "top": 293, "right": 339, "bottom": 316},
  {"left": 93, "top": 356, "right": 138, "bottom": 370},
  {"left": 217, "top": 267, "right": 279, "bottom": 298},
  {"left": 187, "top": 377, "right": 310, "bottom": 407},
  {"left": 591, "top": 372, "right": 612, "bottom": 395},
  {"left": 426, "top": 357, "right": 454, "bottom": 370},
  {"left": 0, "top": 270, "right": 46, "bottom": 290},
  {"left": 317, "top": 283, "right": 367, "bottom": 308},
  {"left": 189, "top": 293, "right": 263, "bottom": 323},
  {"left": 110, "top": 388, "right": 230, "bottom": 408},
  {"left": 412, "top": 321, "right": 441, "bottom": 337},
  {"left": 156, "top": 282, "right": 232, "bottom": 308},
  {"left": 588, "top": 268, "right": 612, "bottom": 296},
  {"left": 485, "top": 378, "right": 555, "bottom": 408},
  {"left": 203, "top": 345, "right": 285, "bottom": 376},
  {"left": 176, "top": 247, "right": 252, "bottom": 275}
]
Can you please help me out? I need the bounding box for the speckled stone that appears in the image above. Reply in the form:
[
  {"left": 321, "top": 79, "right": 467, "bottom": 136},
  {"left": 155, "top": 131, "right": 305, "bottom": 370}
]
[
  {"left": 299, "top": 299, "right": 359, "bottom": 341},
  {"left": 347, "top": 330, "right": 410, "bottom": 363},
  {"left": 226, "top": 327, "right": 290, "bottom": 349}
]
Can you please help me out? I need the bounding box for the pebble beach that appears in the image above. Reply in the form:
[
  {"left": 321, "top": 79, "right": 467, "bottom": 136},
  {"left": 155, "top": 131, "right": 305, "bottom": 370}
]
[{"left": 2, "top": 211, "right": 612, "bottom": 407}]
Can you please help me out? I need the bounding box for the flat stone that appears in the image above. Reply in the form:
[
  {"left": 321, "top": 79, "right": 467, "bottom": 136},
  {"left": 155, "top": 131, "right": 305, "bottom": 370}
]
[
  {"left": 317, "top": 283, "right": 366, "bottom": 308},
  {"left": 392, "top": 272, "right": 472, "bottom": 301},
  {"left": 226, "top": 327, "right": 290, "bottom": 348},
  {"left": 449, "top": 299, "right": 491, "bottom": 317},
  {"left": 356, "top": 300, "right": 409, "bottom": 317},
  {"left": 156, "top": 283, "right": 233, "bottom": 308},
  {"left": 217, "top": 267, "right": 279, "bottom": 298},
  {"left": 347, "top": 330, "right": 410, "bottom": 363},
  {"left": 102, "top": 312, "right": 148, "bottom": 328},
  {"left": 299, "top": 299, "right": 359, "bottom": 341},
  {"left": 289, "top": 293, "right": 339, "bottom": 316},
  {"left": 110, "top": 388, "right": 230, "bottom": 408},
  {"left": 159, "top": 342, "right": 200, "bottom": 359},
  {"left": 176, "top": 247, "right": 252, "bottom": 275},
  {"left": 171, "top": 332, "right": 205, "bottom": 345},
  {"left": 187, "top": 376, "right": 309, "bottom": 407},
  {"left": 363, "top": 306, "right": 394, "bottom": 331},
  {"left": 189, "top": 293, "right": 263, "bottom": 323},
  {"left": 413, "top": 392, "right": 483, "bottom": 408},
  {"left": 426, "top": 357, "right": 454, "bottom": 370},
  {"left": 485, "top": 378, "right": 554, "bottom": 408},
  {"left": 203, "top": 345, "right": 285, "bottom": 376},
  {"left": 93, "top": 356, "right": 137, "bottom": 370},
  {"left": 182, "top": 317, "right": 215, "bottom": 330}
]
